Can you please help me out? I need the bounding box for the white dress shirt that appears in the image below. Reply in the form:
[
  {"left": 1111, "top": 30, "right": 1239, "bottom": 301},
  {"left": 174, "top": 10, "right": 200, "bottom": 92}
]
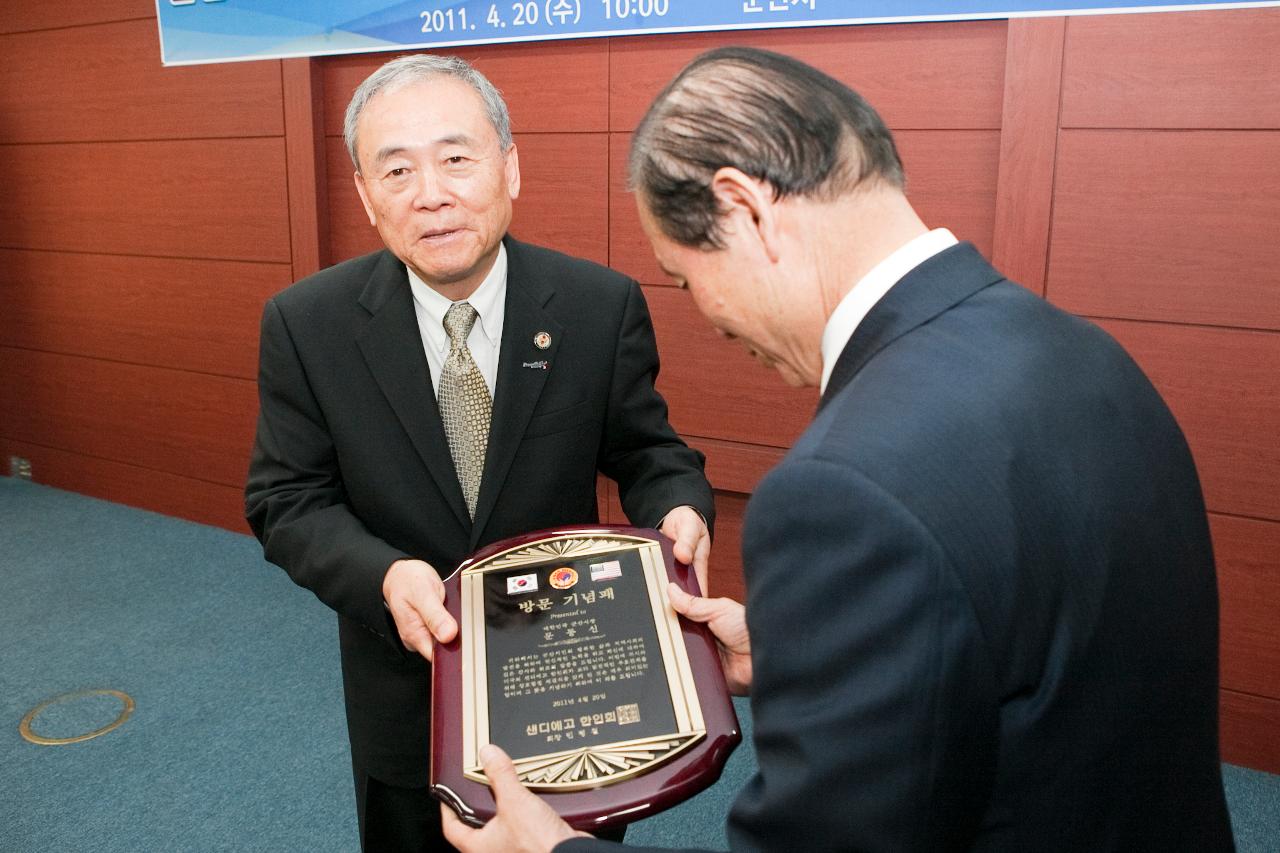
[
  {"left": 819, "top": 228, "right": 959, "bottom": 394},
  {"left": 407, "top": 244, "right": 507, "bottom": 398}
]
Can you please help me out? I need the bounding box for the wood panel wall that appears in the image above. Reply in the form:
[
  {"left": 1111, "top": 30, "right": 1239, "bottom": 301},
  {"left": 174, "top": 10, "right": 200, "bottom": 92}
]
[
  {"left": 1, "top": 7, "right": 1276, "bottom": 772},
  {"left": 1047, "top": 10, "right": 1280, "bottom": 772},
  {"left": 0, "top": 1, "right": 287, "bottom": 530}
]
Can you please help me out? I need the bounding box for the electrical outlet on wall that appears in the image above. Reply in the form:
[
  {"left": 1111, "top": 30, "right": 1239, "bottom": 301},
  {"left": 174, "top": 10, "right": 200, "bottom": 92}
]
[{"left": 9, "top": 456, "right": 32, "bottom": 480}]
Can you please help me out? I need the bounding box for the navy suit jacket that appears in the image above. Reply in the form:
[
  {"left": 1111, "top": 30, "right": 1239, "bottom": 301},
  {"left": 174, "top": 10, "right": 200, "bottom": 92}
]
[
  {"left": 562, "top": 243, "right": 1232, "bottom": 852},
  {"left": 245, "top": 236, "right": 713, "bottom": 786}
]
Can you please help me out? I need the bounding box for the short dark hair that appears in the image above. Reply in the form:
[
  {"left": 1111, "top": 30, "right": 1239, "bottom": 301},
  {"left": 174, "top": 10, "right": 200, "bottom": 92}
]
[{"left": 630, "top": 46, "right": 904, "bottom": 247}]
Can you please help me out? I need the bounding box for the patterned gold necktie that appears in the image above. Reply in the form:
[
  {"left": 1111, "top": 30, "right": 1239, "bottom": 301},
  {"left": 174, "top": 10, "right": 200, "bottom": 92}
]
[{"left": 439, "top": 302, "right": 491, "bottom": 519}]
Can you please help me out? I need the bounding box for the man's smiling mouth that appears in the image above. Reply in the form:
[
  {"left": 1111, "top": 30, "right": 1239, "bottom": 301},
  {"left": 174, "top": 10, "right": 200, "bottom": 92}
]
[{"left": 421, "top": 228, "right": 461, "bottom": 241}]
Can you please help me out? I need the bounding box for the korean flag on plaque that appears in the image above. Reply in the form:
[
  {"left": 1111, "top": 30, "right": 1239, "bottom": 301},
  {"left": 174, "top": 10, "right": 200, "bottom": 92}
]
[{"left": 507, "top": 573, "right": 538, "bottom": 595}]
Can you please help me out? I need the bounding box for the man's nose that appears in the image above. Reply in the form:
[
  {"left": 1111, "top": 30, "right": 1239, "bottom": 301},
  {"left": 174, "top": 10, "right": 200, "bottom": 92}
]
[{"left": 411, "top": 168, "right": 452, "bottom": 210}]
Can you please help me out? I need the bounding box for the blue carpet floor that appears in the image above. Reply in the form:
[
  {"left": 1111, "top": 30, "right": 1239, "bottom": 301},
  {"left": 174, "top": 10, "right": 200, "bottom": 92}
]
[{"left": 1, "top": 477, "right": 1276, "bottom": 851}]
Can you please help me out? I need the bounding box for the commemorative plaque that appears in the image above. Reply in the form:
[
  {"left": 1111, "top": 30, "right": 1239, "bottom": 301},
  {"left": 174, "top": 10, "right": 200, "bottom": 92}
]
[{"left": 430, "top": 525, "right": 741, "bottom": 832}]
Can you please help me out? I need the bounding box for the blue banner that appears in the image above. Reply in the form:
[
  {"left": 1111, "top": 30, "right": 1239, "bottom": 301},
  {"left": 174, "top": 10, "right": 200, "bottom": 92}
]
[{"left": 155, "top": 0, "right": 1280, "bottom": 65}]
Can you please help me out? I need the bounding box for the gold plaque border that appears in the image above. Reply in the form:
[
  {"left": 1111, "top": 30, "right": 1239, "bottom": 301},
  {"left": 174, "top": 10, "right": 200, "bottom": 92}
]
[
  {"left": 460, "top": 530, "right": 705, "bottom": 791},
  {"left": 19, "top": 689, "right": 135, "bottom": 746}
]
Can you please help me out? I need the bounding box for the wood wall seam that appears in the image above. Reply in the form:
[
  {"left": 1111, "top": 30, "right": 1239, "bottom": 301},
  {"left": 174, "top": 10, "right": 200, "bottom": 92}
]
[
  {"left": 283, "top": 58, "right": 331, "bottom": 280},
  {"left": 992, "top": 16, "right": 1066, "bottom": 296}
]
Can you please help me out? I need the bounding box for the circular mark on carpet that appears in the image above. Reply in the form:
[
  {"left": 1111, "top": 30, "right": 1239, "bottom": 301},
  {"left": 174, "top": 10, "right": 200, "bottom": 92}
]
[{"left": 19, "top": 689, "right": 135, "bottom": 745}]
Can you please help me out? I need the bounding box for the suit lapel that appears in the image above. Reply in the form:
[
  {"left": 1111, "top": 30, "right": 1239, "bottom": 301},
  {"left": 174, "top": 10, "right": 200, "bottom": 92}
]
[
  {"left": 470, "top": 239, "right": 562, "bottom": 546},
  {"left": 820, "top": 242, "right": 1004, "bottom": 410},
  {"left": 355, "top": 251, "right": 471, "bottom": 530}
]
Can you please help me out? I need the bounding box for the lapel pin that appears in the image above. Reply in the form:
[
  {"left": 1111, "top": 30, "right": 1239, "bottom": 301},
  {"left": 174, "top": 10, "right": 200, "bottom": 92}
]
[{"left": 533, "top": 331, "right": 552, "bottom": 350}]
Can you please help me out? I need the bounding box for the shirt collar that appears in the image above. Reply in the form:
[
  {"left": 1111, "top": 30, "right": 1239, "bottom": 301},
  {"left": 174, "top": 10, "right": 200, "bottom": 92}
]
[
  {"left": 407, "top": 243, "right": 508, "bottom": 349},
  {"left": 819, "top": 228, "right": 959, "bottom": 394}
]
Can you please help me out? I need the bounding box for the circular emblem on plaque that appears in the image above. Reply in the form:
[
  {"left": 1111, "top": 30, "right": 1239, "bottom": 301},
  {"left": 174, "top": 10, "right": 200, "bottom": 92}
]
[
  {"left": 548, "top": 566, "right": 578, "bottom": 589},
  {"left": 533, "top": 331, "right": 552, "bottom": 350}
]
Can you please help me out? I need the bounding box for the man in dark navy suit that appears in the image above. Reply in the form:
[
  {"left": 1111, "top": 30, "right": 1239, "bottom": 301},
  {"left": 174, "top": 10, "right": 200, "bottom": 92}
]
[{"left": 445, "top": 47, "right": 1234, "bottom": 853}]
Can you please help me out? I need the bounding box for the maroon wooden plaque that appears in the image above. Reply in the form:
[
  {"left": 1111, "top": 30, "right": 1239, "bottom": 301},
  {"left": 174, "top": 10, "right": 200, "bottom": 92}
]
[{"left": 430, "top": 525, "right": 741, "bottom": 832}]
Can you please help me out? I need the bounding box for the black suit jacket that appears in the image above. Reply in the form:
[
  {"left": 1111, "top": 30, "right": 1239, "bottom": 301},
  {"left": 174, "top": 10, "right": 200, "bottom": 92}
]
[
  {"left": 561, "top": 243, "right": 1232, "bottom": 852},
  {"left": 246, "top": 236, "right": 713, "bottom": 786}
]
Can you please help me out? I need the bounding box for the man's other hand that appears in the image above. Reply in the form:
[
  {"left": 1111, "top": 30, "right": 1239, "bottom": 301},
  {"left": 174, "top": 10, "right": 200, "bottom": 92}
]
[
  {"left": 442, "top": 744, "right": 588, "bottom": 853},
  {"left": 382, "top": 559, "right": 458, "bottom": 661},
  {"left": 668, "top": 583, "right": 753, "bottom": 695},
  {"left": 660, "top": 505, "right": 711, "bottom": 593}
]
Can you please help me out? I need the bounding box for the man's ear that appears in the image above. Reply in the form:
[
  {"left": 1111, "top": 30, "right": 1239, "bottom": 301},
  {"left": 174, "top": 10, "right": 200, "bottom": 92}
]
[
  {"left": 353, "top": 172, "right": 378, "bottom": 227},
  {"left": 709, "top": 167, "right": 782, "bottom": 263},
  {"left": 504, "top": 143, "right": 522, "bottom": 201}
]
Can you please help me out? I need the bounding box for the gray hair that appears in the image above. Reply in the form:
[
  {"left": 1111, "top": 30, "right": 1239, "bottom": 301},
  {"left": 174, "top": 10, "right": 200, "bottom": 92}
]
[
  {"left": 630, "top": 47, "right": 904, "bottom": 248},
  {"left": 343, "top": 54, "right": 513, "bottom": 172}
]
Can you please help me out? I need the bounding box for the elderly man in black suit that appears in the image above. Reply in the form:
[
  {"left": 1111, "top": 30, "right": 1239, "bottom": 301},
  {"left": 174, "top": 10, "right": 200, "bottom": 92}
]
[
  {"left": 445, "top": 47, "right": 1234, "bottom": 853},
  {"left": 245, "top": 54, "right": 713, "bottom": 852}
]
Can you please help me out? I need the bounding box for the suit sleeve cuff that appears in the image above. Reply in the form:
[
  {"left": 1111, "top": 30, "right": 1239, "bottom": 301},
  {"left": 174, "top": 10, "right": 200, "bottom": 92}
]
[{"left": 658, "top": 505, "right": 708, "bottom": 530}]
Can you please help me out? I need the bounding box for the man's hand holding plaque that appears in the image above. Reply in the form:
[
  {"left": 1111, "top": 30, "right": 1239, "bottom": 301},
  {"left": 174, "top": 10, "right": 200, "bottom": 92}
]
[
  {"left": 658, "top": 505, "right": 713, "bottom": 593},
  {"left": 666, "top": 584, "right": 752, "bottom": 696},
  {"left": 382, "top": 558, "right": 457, "bottom": 662},
  {"left": 443, "top": 744, "right": 591, "bottom": 852}
]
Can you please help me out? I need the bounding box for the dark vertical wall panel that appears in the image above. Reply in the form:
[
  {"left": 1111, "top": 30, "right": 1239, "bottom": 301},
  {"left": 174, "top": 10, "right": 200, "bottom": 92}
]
[
  {"left": 704, "top": 492, "right": 749, "bottom": 602},
  {"left": 284, "top": 59, "right": 332, "bottom": 280},
  {"left": 991, "top": 17, "right": 1065, "bottom": 295}
]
